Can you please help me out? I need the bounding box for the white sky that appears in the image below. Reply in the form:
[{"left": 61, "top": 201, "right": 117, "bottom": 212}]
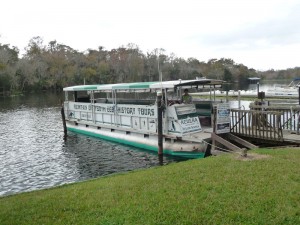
[{"left": 1, "top": 0, "right": 299, "bottom": 71}]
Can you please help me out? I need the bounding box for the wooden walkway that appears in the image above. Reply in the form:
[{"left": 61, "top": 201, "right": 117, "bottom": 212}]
[{"left": 282, "top": 130, "right": 300, "bottom": 144}]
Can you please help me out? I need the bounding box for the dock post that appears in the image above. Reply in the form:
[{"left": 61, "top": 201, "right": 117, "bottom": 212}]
[
  {"left": 211, "top": 106, "right": 216, "bottom": 151},
  {"left": 61, "top": 104, "right": 67, "bottom": 138},
  {"left": 226, "top": 91, "right": 229, "bottom": 102},
  {"left": 241, "top": 148, "right": 248, "bottom": 157},
  {"left": 238, "top": 90, "right": 241, "bottom": 109},
  {"left": 157, "top": 91, "right": 163, "bottom": 155},
  {"left": 298, "top": 87, "right": 300, "bottom": 134},
  {"left": 298, "top": 87, "right": 300, "bottom": 105}
]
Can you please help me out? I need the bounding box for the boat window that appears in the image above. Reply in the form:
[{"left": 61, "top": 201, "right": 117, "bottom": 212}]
[
  {"left": 113, "top": 92, "right": 157, "bottom": 105},
  {"left": 94, "top": 92, "right": 108, "bottom": 103},
  {"left": 74, "top": 91, "right": 90, "bottom": 102}
]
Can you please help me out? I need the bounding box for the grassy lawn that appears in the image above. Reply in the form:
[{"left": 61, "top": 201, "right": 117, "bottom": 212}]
[{"left": 0, "top": 148, "right": 299, "bottom": 225}]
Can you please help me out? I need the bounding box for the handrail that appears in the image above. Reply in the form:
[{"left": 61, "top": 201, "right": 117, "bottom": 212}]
[
  {"left": 230, "top": 109, "right": 283, "bottom": 141},
  {"left": 249, "top": 104, "right": 300, "bottom": 131}
]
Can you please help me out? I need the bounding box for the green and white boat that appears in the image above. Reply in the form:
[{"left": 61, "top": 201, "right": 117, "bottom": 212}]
[{"left": 63, "top": 79, "right": 223, "bottom": 158}]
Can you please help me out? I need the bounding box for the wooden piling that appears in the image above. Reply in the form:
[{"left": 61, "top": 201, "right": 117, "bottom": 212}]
[
  {"left": 211, "top": 106, "right": 217, "bottom": 151},
  {"left": 226, "top": 91, "right": 229, "bottom": 102},
  {"left": 61, "top": 105, "right": 67, "bottom": 137},
  {"left": 298, "top": 87, "right": 300, "bottom": 105},
  {"left": 238, "top": 90, "right": 241, "bottom": 109},
  {"left": 157, "top": 91, "right": 163, "bottom": 155}
]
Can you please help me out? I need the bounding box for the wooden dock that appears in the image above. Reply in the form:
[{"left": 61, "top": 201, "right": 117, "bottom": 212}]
[
  {"left": 230, "top": 106, "right": 300, "bottom": 145},
  {"left": 281, "top": 131, "right": 300, "bottom": 144}
]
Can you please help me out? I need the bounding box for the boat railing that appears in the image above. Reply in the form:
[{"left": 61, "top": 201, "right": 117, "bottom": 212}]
[
  {"left": 64, "top": 99, "right": 205, "bottom": 137},
  {"left": 65, "top": 101, "right": 159, "bottom": 132},
  {"left": 288, "top": 79, "right": 300, "bottom": 87}
]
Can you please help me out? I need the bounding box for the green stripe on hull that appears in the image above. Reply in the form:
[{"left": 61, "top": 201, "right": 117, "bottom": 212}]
[{"left": 67, "top": 127, "right": 205, "bottom": 159}]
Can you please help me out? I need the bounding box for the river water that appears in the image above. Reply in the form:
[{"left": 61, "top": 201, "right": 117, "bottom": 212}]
[{"left": 0, "top": 93, "right": 187, "bottom": 197}]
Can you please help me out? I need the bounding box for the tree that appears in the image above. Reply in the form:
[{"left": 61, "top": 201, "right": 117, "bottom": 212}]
[
  {"left": 24, "top": 36, "right": 45, "bottom": 59},
  {"left": 223, "top": 68, "right": 233, "bottom": 82},
  {"left": 0, "top": 44, "right": 19, "bottom": 93}
]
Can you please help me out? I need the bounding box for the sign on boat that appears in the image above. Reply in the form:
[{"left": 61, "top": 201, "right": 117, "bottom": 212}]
[{"left": 63, "top": 79, "right": 224, "bottom": 158}]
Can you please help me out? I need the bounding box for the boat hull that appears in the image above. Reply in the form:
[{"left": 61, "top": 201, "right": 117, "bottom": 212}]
[{"left": 66, "top": 122, "right": 207, "bottom": 159}]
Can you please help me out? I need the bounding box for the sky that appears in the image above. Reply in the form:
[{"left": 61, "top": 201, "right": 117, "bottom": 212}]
[{"left": 1, "top": 0, "right": 299, "bottom": 71}]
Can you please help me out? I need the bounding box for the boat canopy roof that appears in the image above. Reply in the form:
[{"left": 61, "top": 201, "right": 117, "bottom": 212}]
[{"left": 63, "top": 79, "right": 224, "bottom": 92}]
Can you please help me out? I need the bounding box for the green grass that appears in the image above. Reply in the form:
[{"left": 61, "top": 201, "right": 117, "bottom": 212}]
[{"left": 0, "top": 148, "right": 299, "bottom": 225}]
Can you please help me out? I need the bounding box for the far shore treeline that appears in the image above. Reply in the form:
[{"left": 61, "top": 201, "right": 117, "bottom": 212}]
[{"left": 1, "top": 36, "right": 300, "bottom": 95}]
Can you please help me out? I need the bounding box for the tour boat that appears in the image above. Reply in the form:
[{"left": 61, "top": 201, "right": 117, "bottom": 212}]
[{"left": 63, "top": 79, "right": 223, "bottom": 158}]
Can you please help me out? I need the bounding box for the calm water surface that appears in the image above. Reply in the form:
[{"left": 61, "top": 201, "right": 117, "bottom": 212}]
[{"left": 0, "top": 93, "right": 185, "bottom": 197}]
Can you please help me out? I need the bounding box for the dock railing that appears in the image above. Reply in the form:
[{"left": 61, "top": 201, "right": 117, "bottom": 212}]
[
  {"left": 230, "top": 109, "right": 284, "bottom": 141},
  {"left": 249, "top": 104, "right": 300, "bottom": 132}
]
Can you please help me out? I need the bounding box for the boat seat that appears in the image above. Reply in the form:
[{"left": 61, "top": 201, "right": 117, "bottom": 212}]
[{"left": 95, "top": 98, "right": 108, "bottom": 103}]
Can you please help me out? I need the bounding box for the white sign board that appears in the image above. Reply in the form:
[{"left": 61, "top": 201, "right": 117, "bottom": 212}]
[
  {"left": 180, "top": 117, "right": 202, "bottom": 134},
  {"left": 216, "top": 103, "right": 231, "bottom": 134},
  {"left": 66, "top": 102, "right": 157, "bottom": 132},
  {"left": 68, "top": 102, "right": 157, "bottom": 118},
  {"left": 168, "top": 116, "right": 202, "bottom": 134}
]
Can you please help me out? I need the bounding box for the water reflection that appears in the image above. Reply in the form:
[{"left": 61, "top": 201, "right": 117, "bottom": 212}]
[{"left": 62, "top": 133, "right": 180, "bottom": 181}]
